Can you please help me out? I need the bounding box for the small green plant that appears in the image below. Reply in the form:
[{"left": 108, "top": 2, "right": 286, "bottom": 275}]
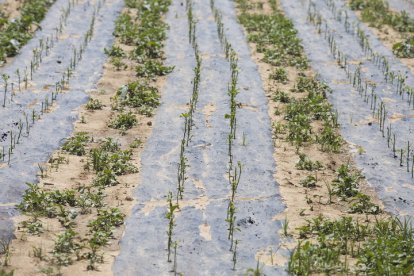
[
  {"left": 129, "top": 138, "right": 143, "bottom": 148},
  {"left": 272, "top": 89, "right": 291, "bottom": 103},
  {"left": 62, "top": 132, "right": 90, "bottom": 156},
  {"left": 85, "top": 98, "right": 103, "bottom": 110},
  {"left": 85, "top": 246, "right": 104, "bottom": 271},
  {"left": 135, "top": 60, "right": 174, "bottom": 78},
  {"left": 270, "top": 67, "right": 288, "bottom": 84},
  {"left": 93, "top": 169, "right": 118, "bottom": 187},
  {"left": 166, "top": 192, "right": 178, "bottom": 262},
  {"left": 117, "top": 82, "right": 160, "bottom": 116},
  {"left": 52, "top": 229, "right": 79, "bottom": 266},
  {"left": 296, "top": 154, "right": 323, "bottom": 171},
  {"left": 21, "top": 218, "right": 43, "bottom": 235},
  {"left": 300, "top": 175, "right": 317, "bottom": 188},
  {"left": 332, "top": 164, "right": 360, "bottom": 199},
  {"left": 104, "top": 45, "right": 125, "bottom": 58},
  {"left": 100, "top": 137, "right": 120, "bottom": 152},
  {"left": 111, "top": 57, "right": 127, "bottom": 71},
  {"left": 88, "top": 208, "right": 125, "bottom": 233},
  {"left": 282, "top": 217, "right": 290, "bottom": 237},
  {"left": 108, "top": 111, "right": 137, "bottom": 130},
  {"left": 349, "top": 193, "right": 381, "bottom": 214}
]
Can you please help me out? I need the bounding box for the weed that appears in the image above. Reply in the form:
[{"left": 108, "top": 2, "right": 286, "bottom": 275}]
[
  {"left": 20, "top": 218, "right": 43, "bottom": 235},
  {"left": 129, "top": 138, "right": 143, "bottom": 148},
  {"left": 85, "top": 98, "right": 103, "bottom": 110},
  {"left": 349, "top": 193, "right": 381, "bottom": 215},
  {"left": 117, "top": 81, "right": 160, "bottom": 116},
  {"left": 104, "top": 45, "right": 125, "bottom": 58},
  {"left": 85, "top": 246, "right": 104, "bottom": 271},
  {"left": 317, "top": 123, "right": 342, "bottom": 153},
  {"left": 296, "top": 154, "right": 323, "bottom": 171},
  {"left": 270, "top": 67, "right": 288, "bottom": 84},
  {"left": 108, "top": 111, "right": 137, "bottom": 130},
  {"left": 32, "top": 246, "right": 44, "bottom": 261},
  {"left": 272, "top": 89, "right": 291, "bottom": 103},
  {"left": 135, "top": 60, "right": 174, "bottom": 78},
  {"left": 93, "top": 169, "right": 118, "bottom": 187},
  {"left": 332, "top": 164, "right": 360, "bottom": 199},
  {"left": 88, "top": 208, "right": 125, "bottom": 233},
  {"left": 111, "top": 57, "right": 127, "bottom": 71},
  {"left": 100, "top": 137, "right": 120, "bottom": 152},
  {"left": 282, "top": 217, "right": 290, "bottom": 237},
  {"left": 52, "top": 229, "right": 79, "bottom": 266},
  {"left": 300, "top": 175, "right": 317, "bottom": 188},
  {"left": 62, "top": 132, "right": 90, "bottom": 156},
  {"left": 291, "top": 215, "right": 414, "bottom": 275}
]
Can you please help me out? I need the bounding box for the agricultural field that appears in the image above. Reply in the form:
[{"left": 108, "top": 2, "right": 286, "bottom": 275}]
[{"left": 0, "top": 0, "right": 414, "bottom": 275}]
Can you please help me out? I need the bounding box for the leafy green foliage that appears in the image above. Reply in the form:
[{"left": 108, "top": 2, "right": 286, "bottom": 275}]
[
  {"left": 17, "top": 183, "right": 77, "bottom": 217},
  {"left": 108, "top": 111, "right": 137, "bottom": 130},
  {"left": 117, "top": 81, "right": 160, "bottom": 116},
  {"left": 0, "top": 0, "right": 55, "bottom": 62},
  {"left": 104, "top": 45, "right": 125, "bottom": 58},
  {"left": 296, "top": 154, "right": 323, "bottom": 171},
  {"left": 135, "top": 60, "right": 174, "bottom": 78},
  {"left": 62, "top": 132, "right": 90, "bottom": 156},
  {"left": 238, "top": 10, "right": 308, "bottom": 69},
  {"left": 350, "top": 0, "right": 414, "bottom": 58},
  {"left": 90, "top": 144, "right": 137, "bottom": 176},
  {"left": 349, "top": 193, "right": 381, "bottom": 214},
  {"left": 332, "top": 164, "right": 361, "bottom": 199},
  {"left": 52, "top": 229, "right": 79, "bottom": 266},
  {"left": 88, "top": 208, "right": 125, "bottom": 247},
  {"left": 300, "top": 175, "right": 317, "bottom": 188},
  {"left": 86, "top": 98, "right": 103, "bottom": 110},
  {"left": 270, "top": 67, "right": 288, "bottom": 84},
  {"left": 290, "top": 216, "right": 414, "bottom": 275},
  {"left": 272, "top": 89, "right": 291, "bottom": 103},
  {"left": 21, "top": 218, "right": 43, "bottom": 235},
  {"left": 393, "top": 38, "right": 414, "bottom": 58}
]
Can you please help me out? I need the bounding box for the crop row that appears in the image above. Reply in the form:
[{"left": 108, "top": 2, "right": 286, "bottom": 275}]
[
  {"left": 323, "top": 0, "right": 414, "bottom": 108},
  {"left": 308, "top": 1, "right": 414, "bottom": 177},
  {"left": 9, "top": 0, "right": 172, "bottom": 272},
  {"left": 165, "top": 0, "right": 199, "bottom": 273},
  {"left": 1, "top": 0, "right": 83, "bottom": 107},
  {"left": 0, "top": 0, "right": 61, "bottom": 64},
  {"left": 210, "top": 0, "right": 243, "bottom": 270},
  {"left": 0, "top": 1, "right": 104, "bottom": 166},
  {"left": 255, "top": 0, "right": 414, "bottom": 273}
]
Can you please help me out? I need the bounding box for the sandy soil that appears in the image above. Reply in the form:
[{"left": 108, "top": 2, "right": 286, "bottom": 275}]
[
  {"left": 5, "top": 6, "right": 167, "bottom": 275},
  {"left": 237, "top": 0, "right": 387, "bottom": 266},
  {"left": 1, "top": 0, "right": 23, "bottom": 20}
]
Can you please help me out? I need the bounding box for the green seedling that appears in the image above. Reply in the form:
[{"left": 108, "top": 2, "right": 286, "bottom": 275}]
[
  {"left": 62, "top": 132, "right": 89, "bottom": 156},
  {"left": 300, "top": 175, "right": 317, "bottom": 188},
  {"left": 108, "top": 111, "right": 137, "bottom": 131},
  {"left": 166, "top": 192, "right": 178, "bottom": 262},
  {"left": 296, "top": 154, "right": 323, "bottom": 171},
  {"left": 86, "top": 98, "right": 103, "bottom": 110}
]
